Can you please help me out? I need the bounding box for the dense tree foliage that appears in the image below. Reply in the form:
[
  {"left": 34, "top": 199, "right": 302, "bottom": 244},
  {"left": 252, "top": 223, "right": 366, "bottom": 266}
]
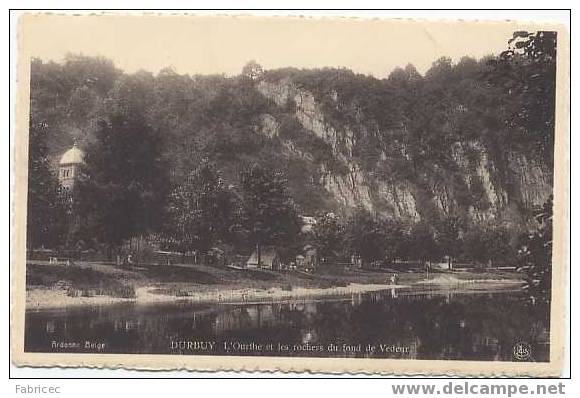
[
  {"left": 241, "top": 60, "right": 264, "bottom": 81},
  {"left": 312, "top": 212, "right": 344, "bottom": 263},
  {"left": 26, "top": 121, "right": 70, "bottom": 250},
  {"left": 163, "top": 160, "right": 238, "bottom": 255},
  {"left": 238, "top": 164, "right": 301, "bottom": 263},
  {"left": 343, "top": 208, "right": 390, "bottom": 265},
  {"left": 486, "top": 31, "right": 556, "bottom": 165},
  {"left": 406, "top": 222, "right": 441, "bottom": 264},
  {"left": 461, "top": 224, "right": 514, "bottom": 267},
  {"left": 75, "top": 77, "right": 170, "bottom": 255},
  {"left": 26, "top": 31, "right": 555, "bottom": 273},
  {"left": 517, "top": 195, "right": 553, "bottom": 304}
]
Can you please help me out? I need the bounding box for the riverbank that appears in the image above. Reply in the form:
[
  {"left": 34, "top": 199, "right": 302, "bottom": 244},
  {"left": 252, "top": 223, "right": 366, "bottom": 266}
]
[
  {"left": 26, "top": 282, "right": 409, "bottom": 311},
  {"left": 26, "top": 261, "right": 525, "bottom": 310}
]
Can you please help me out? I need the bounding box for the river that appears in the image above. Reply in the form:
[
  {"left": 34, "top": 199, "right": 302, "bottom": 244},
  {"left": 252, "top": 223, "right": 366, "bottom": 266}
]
[{"left": 24, "top": 286, "right": 550, "bottom": 361}]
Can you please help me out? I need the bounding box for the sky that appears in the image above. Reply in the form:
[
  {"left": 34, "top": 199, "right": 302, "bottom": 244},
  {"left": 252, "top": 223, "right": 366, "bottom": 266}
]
[{"left": 19, "top": 14, "right": 546, "bottom": 78}]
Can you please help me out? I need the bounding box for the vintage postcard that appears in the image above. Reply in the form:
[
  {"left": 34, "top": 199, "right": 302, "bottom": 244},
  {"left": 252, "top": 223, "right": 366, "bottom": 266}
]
[{"left": 11, "top": 13, "right": 569, "bottom": 376}]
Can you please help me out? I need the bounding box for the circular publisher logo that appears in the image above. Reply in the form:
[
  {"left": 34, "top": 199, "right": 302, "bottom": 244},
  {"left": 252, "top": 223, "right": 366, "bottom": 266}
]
[{"left": 513, "top": 341, "right": 532, "bottom": 361}]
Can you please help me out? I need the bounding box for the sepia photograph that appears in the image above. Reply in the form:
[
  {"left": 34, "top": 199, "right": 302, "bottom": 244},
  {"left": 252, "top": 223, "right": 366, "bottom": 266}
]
[{"left": 11, "top": 13, "right": 569, "bottom": 376}]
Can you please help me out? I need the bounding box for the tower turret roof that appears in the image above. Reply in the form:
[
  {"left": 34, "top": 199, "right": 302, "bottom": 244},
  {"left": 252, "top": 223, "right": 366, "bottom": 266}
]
[{"left": 59, "top": 144, "right": 84, "bottom": 165}]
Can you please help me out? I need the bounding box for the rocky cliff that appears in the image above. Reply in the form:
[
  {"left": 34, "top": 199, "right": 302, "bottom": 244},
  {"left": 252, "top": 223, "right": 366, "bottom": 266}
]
[{"left": 254, "top": 75, "right": 552, "bottom": 229}]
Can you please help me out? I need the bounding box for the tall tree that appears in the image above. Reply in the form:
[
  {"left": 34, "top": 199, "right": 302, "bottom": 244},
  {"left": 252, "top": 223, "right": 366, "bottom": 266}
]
[
  {"left": 241, "top": 60, "right": 264, "bottom": 81},
  {"left": 239, "top": 164, "right": 301, "bottom": 265},
  {"left": 517, "top": 195, "right": 553, "bottom": 304},
  {"left": 164, "top": 160, "right": 237, "bottom": 255},
  {"left": 76, "top": 104, "right": 169, "bottom": 257},
  {"left": 26, "top": 121, "right": 69, "bottom": 250},
  {"left": 462, "top": 223, "right": 513, "bottom": 267},
  {"left": 481, "top": 226, "right": 513, "bottom": 267},
  {"left": 435, "top": 216, "right": 463, "bottom": 263},
  {"left": 344, "top": 208, "right": 388, "bottom": 266},
  {"left": 312, "top": 212, "right": 344, "bottom": 263},
  {"left": 381, "top": 219, "right": 407, "bottom": 264},
  {"left": 487, "top": 31, "right": 557, "bottom": 164},
  {"left": 407, "top": 222, "right": 440, "bottom": 264}
]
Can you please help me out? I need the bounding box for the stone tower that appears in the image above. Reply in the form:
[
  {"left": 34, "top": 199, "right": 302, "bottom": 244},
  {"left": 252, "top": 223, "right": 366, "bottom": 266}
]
[{"left": 58, "top": 143, "right": 84, "bottom": 190}]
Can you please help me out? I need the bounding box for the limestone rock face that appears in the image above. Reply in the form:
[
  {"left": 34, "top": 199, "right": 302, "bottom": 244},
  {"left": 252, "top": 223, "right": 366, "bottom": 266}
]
[
  {"left": 257, "top": 78, "right": 552, "bottom": 227},
  {"left": 255, "top": 114, "right": 279, "bottom": 138}
]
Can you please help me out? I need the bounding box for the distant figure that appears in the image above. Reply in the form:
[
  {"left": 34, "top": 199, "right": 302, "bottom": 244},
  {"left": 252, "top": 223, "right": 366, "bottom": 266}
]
[{"left": 389, "top": 273, "right": 399, "bottom": 285}]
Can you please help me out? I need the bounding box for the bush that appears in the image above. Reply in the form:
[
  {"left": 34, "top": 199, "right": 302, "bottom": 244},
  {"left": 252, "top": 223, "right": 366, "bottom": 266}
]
[
  {"left": 111, "top": 284, "right": 136, "bottom": 298},
  {"left": 66, "top": 283, "right": 136, "bottom": 299},
  {"left": 318, "top": 278, "right": 348, "bottom": 289}
]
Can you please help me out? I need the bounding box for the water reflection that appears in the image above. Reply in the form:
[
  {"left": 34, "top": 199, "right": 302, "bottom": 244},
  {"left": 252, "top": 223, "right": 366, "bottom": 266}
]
[{"left": 24, "top": 288, "right": 550, "bottom": 361}]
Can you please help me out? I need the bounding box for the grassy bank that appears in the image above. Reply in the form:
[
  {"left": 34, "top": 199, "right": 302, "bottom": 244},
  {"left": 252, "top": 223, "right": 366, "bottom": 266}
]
[{"left": 25, "top": 261, "right": 524, "bottom": 310}]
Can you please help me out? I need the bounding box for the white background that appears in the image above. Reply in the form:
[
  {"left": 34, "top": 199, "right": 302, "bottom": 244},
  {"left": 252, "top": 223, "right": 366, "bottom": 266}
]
[{"left": 5, "top": 4, "right": 574, "bottom": 397}]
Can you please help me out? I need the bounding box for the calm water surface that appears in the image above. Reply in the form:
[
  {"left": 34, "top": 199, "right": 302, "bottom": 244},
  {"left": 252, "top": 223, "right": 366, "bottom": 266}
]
[{"left": 25, "top": 287, "right": 550, "bottom": 361}]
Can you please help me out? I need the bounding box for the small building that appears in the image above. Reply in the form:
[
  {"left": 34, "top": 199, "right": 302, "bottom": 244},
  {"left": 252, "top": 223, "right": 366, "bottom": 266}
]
[
  {"left": 300, "top": 216, "right": 317, "bottom": 234},
  {"left": 430, "top": 255, "right": 454, "bottom": 270},
  {"left": 350, "top": 254, "right": 363, "bottom": 269},
  {"left": 246, "top": 246, "right": 281, "bottom": 270},
  {"left": 295, "top": 255, "right": 305, "bottom": 268},
  {"left": 299, "top": 245, "right": 318, "bottom": 271},
  {"left": 58, "top": 143, "right": 84, "bottom": 190}
]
